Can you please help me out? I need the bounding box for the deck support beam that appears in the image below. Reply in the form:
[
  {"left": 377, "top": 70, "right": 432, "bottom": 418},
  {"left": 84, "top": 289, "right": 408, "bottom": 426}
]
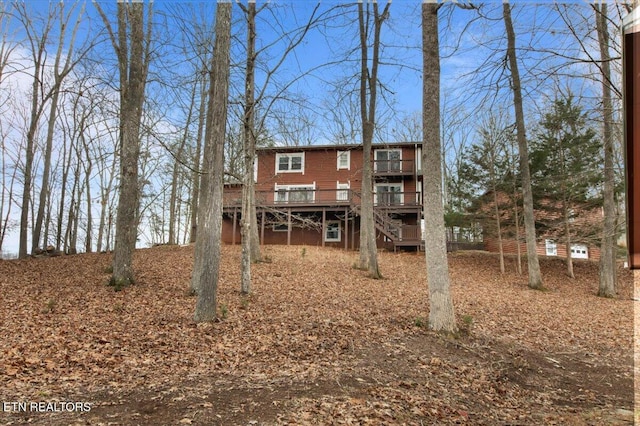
[
  {"left": 344, "top": 207, "right": 348, "bottom": 250},
  {"left": 232, "top": 209, "right": 237, "bottom": 245},
  {"left": 287, "top": 209, "right": 291, "bottom": 246},
  {"left": 322, "top": 208, "right": 326, "bottom": 247}
]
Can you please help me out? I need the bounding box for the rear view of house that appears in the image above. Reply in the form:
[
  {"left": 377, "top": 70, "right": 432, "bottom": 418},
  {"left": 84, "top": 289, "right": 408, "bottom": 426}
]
[{"left": 222, "top": 142, "right": 424, "bottom": 251}]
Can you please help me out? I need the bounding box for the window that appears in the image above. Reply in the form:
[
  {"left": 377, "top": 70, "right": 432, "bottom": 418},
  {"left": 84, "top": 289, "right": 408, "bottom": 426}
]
[
  {"left": 274, "top": 184, "right": 315, "bottom": 203},
  {"left": 374, "top": 149, "right": 402, "bottom": 172},
  {"left": 273, "top": 223, "right": 288, "bottom": 232},
  {"left": 375, "top": 183, "right": 403, "bottom": 206},
  {"left": 325, "top": 221, "right": 341, "bottom": 242},
  {"left": 545, "top": 239, "right": 557, "bottom": 256},
  {"left": 336, "top": 182, "right": 350, "bottom": 201},
  {"left": 337, "top": 151, "right": 350, "bottom": 170},
  {"left": 276, "top": 152, "right": 304, "bottom": 173}
]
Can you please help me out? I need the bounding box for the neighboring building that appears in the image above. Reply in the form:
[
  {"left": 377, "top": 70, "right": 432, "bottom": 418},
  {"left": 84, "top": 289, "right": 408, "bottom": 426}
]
[
  {"left": 476, "top": 191, "right": 604, "bottom": 261},
  {"left": 222, "top": 142, "right": 424, "bottom": 251}
]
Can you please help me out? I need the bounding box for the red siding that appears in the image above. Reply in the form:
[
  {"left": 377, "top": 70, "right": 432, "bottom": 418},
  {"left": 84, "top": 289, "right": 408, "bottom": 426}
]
[
  {"left": 223, "top": 143, "right": 422, "bottom": 250},
  {"left": 484, "top": 237, "right": 601, "bottom": 261}
]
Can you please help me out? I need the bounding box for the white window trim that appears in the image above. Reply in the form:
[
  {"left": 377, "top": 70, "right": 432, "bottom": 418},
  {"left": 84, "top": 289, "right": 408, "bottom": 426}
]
[
  {"left": 337, "top": 150, "right": 350, "bottom": 170},
  {"left": 336, "top": 181, "right": 350, "bottom": 202},
  {"left": 324, "top": 221, "right": 341, "bottom": 242},
  {"left": 274, "top": 183, "right": 316, "bottom": 203},
  {"left": 374, "top": 182, "right": 404, "bottom": 206},
  {"left": 545, "top": 239, "right": 557, "bottom": 256},
  {"left": 275, "top": 152, "right": 305, "bottom": 174}
]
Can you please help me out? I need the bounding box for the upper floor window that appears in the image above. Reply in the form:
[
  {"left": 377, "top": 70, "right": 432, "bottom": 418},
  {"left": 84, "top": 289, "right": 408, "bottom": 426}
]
[
  {"left": 276, "top": 152, "right": 304, "bottom": 173},
  {"left": 337, "top": 150, "right": 350, "bottom": 170},
  {"left": 374, "top": 149, "right": 402, "bottom": 172}
]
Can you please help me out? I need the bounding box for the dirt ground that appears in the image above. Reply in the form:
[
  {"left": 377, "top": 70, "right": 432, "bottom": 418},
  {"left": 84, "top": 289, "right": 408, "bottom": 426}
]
[{"left": 0, "top": 245, "right": 635, "bottom": 425}]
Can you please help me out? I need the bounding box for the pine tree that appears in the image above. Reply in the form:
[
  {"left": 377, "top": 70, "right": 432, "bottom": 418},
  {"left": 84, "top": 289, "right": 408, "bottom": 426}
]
[{"left": 530, "top": 95, "right": 602, "bottom": 277}]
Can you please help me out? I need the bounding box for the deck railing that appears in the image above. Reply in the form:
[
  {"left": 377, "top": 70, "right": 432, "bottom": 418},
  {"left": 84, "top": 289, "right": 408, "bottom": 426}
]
[
  {"left": 223, "top": 188, "right": 421, "bottom": 208},
  {"left": 373, "top": 159, "right": 415, "bottom": 175}
]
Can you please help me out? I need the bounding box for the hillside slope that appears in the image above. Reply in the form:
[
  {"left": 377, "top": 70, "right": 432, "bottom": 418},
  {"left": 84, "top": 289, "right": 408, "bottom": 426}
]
[{"left": 0, "top": 246, "right": 634, "bottom": 425}]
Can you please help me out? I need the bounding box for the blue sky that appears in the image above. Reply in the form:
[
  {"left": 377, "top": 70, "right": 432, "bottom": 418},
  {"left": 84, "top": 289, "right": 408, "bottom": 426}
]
[{"left": 0, "top": 1, "right": 632, "bottom": 255}]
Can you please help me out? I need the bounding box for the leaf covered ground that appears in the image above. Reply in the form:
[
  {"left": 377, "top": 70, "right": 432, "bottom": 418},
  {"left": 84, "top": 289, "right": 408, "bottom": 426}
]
[{"left": 0, "top": 245, "right": 635, "bottom": 425}]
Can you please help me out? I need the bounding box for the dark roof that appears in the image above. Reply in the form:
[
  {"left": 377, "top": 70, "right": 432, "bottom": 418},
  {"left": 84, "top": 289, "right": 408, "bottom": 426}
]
[{"left": 257, "top": 141, "right": 422, "bottom": 152}]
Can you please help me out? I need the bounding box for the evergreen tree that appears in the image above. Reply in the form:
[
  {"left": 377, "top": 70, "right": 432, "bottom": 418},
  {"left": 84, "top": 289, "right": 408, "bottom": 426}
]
[
  {"left": 459, "top": 114, "right": 515, "bottom": 272},
  {"left": 530, "top": 95, "right": 602, "bottom": 277}
]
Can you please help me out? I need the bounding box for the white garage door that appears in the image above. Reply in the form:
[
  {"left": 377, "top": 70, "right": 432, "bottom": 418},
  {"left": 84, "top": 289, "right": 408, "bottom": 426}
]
[{"left": 570, "top": 244, "right": 589, "bottom": 259}]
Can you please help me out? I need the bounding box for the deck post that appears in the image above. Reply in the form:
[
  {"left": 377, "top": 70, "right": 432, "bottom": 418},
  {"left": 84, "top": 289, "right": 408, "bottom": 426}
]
[
  {"left": 287, "top": 209, "right": 291, "bottom": 246},
  {"left": 322, "top": 208, "right": 326, "bottom": 247},
  {"left": 261, "top": 209, "right": 265, "bottom": 244},
  {"left": 232, "top": 209, "right": 237, "bottom": 245},
  {"left": 351, "top": 215, "right": 356, "bottom": 250},
  {"left": 344, "top": 207, "right": 348, "bottom": 250}
]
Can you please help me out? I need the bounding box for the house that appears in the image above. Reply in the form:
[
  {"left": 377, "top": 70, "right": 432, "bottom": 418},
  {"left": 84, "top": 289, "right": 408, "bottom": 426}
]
[
  {"left": 475, "top": 190, "right": 604, "bottom": 261},
  {"left": 221, "top": 142, "right": 424, "bottom": 251}
]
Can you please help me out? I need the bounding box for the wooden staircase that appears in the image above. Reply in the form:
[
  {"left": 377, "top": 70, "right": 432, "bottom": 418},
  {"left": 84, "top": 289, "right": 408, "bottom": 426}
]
[{"left": 351, "top": 203, "right": 422, "bottom": 251}]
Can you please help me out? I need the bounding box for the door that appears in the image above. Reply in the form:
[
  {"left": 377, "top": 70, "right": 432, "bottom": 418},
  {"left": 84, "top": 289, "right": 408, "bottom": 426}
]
[{"left": 375, "top": 184, "right": 402, "bottom": 206}]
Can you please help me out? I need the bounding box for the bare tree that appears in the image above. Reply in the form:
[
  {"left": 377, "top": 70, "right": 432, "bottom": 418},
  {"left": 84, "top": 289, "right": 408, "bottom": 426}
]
[
  {"left": 190, "top": 76, "right": 207, "bottom": 244},
  {"left": 235, "top": 1, "right": 322, "bottom": 292},
  {"left": 594, "top": 4, "right": 617, "bottom": 297},
  {"left": 15, "top": 3, "right": 57, "bottom": 258},
  {"left": 192, "top": 1, "right": 232, "bottom": 322},
  {"left": 96, "top": 1, "right": 153, "bottom": 288},
  {"left": 503, "top": 2, "right": 543, "bottom": 290},
  {"left": 32, "top": 3, "right": 86, "bottom": 253},
  {"left": 168, "top": 84, "right": 197, "bottom": 245},
  {"left": 238, "top": 0, "right": 259, "bottom": 294},
  {"left": 0, "top": 3, "right": 18, "bottom": 254},
  {"left": 322, "top": 88, "right": 362, "bottom": 144},
  {"left": 422, "top": 2, "right": 456, "bottom": 333},
  {"left": 357, "top": 0, "right": 390, "bottom": 279}
]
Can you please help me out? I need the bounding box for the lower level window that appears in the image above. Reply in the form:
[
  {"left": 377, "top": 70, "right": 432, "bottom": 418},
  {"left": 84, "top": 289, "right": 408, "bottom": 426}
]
[
  {"left": 325, "top": 221, "right": 341, "bottom": 242},
  {"left": 273, "top": 223, "right": 288, "bottom": 232}
]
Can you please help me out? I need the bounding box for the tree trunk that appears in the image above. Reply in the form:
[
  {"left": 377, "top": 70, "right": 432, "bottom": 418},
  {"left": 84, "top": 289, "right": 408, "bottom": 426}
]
[
  {"left": 493, "top": 182, "right": 505, "bottom": 274},
  {"left": 169, "top": 84, "right": 195, "bottom": 245},
  {"left": 83, "top": 135, "right": 93, "bottom": 253},
  {"left": 241, "top": 1, "right": 257, "bottom": 294},
  {"left": 189, "top": 76, "right": 207, "bottom": 244},
  {"left": 563, "top": 199, "right": 575, "bottom": 279},
  {"left": 32, "top": 89, "right": 60, "bottom": 252},
  {"left": 247, "top": 2, "right": 261, "bottom": 264},
  {"left": 193, "top": 1, "right": 232, "bottom": 322},
  {"left": 595, "top": 3, "right": 617, "bottom": 297},
  {"left": 503, "top": 2, "right": 543, "bottom": 290},
  {"left": 32, "top": 4, "right": 84, "bottom": 253},
  {"left": 19, "top": 45, "right": 44, "bottom": 258},
  {"left": 96, "top": 2, "right": 152, "bottom": 288},
  {"left": 422, "top": 3, "right": 456, "bottom": 333},
  {"left": 510, "top": 141, "right": 523, "bottom": 275},
  {"left": 357, "top": 1, "right": 389, "bottom": 279},
  {"left": 97, "top": 147, "right": 118, "bottom": 253}
]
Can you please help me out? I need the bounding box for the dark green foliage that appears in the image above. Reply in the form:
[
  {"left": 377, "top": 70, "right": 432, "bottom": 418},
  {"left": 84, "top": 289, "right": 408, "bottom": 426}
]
[
  {"left": 458, "top": 113, "right": 521, "bottom": 239},
  {"left": 529, "top": 95, "right": 602, "bottom": 241}
]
